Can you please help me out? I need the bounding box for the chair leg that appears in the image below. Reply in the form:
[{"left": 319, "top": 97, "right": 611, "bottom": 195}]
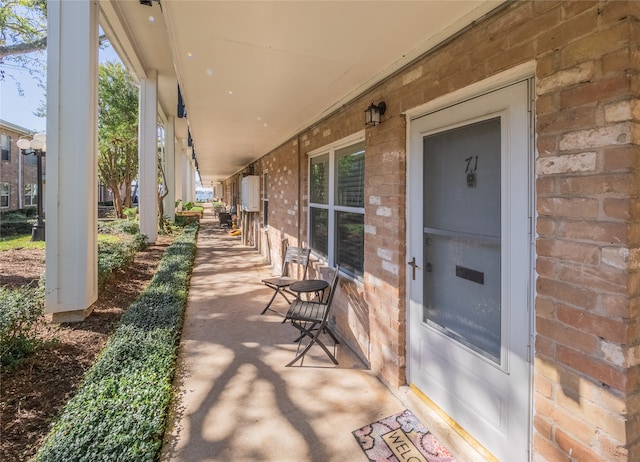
[
  {"left": 261, "top": 288, "right": 282, "bottom": 314},
  {"left": 286, "top": 322, "right": 338, "bottom": 366}
]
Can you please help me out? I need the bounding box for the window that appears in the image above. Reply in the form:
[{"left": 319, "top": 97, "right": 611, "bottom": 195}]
[
  {"left": 308, "top": 135, "right": 365, "bottom": 277},
  {"left": 1, "top": 135, "right": 10, "bottom": 161},
  {"left": 262, "top": 171, "right": 269, "bottom": 227},
  {"left": 1, "top": 183, "right": 9, "bottom": 208},
  {"left": 24, "top": 184, "right": 37, "bottom": 206}
]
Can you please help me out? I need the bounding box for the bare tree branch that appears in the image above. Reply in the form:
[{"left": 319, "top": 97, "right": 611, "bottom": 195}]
[{"left": 0, "top": 37, "right": 46, "bottom": 59}]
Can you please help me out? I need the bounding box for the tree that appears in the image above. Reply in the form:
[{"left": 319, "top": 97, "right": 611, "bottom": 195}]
[
  {"left": 98, "top": 62, "right": 138, "bottom": 218},
  {"left": 0, "top": 0, "right": 47, "bottom": 95}
]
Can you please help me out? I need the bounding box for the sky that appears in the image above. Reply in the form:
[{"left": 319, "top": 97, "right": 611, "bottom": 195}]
[{"left": 0, "top": 42, "right": 121, "bottom": 133}]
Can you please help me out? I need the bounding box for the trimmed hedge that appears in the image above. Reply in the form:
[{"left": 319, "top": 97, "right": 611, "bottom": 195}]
[{"left": 34, "top": 223, "right": 198, "bottom": 462}]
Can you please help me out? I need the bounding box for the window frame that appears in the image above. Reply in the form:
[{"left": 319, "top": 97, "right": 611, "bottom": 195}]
[
  {"left": 1, "top": 182, "right": 10, "bottom": 208},
  {"left": 307, "top": 131, "right": 365, "bottom": 279},
  {"left": 262, "top": 170, "right": 269, "bottom": 227},
  {"left": 24, "top": 183, "right": 37, "bottom": 207},
  {"left": 1, "top": 135, "right": 10, "bottom": 161}
]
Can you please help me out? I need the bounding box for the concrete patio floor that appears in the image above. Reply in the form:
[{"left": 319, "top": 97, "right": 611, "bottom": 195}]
[{"left": 161, "top": 209, "right": 485, "bottom": 462}]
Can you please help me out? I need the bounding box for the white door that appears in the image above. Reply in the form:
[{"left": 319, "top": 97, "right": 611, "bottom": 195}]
[{"left": 408, "top": 81, "right": 532, "bottom": 461}]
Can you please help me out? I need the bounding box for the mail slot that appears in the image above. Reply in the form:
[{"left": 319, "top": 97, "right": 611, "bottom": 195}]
[{"left": 455, "top": 265, "right": 484, "bottom": 285}]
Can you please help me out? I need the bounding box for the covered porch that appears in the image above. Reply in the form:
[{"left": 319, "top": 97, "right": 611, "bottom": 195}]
[{"left": 161, "top": 208, "right": 481, "bottom": 461}]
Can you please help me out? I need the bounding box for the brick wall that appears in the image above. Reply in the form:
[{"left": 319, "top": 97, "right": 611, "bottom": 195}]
[
  {"left": 221, "top": 1, "right": 640, "bottom": 460},
  {"left": 0, "top": 125, "right": 38, "bottom": 211}
]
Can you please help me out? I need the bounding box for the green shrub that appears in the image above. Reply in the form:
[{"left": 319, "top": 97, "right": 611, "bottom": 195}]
[
  {"left": 98, "top": 218, "right": 140, "bottom": 235},
  {"left": 182, "top": 201, "right": 194, "bottom": 210},
  {"left": 123, "top": 207, "right": 138, "bottom": 220},
  {"left": 35, "top": 223, "right": 198, "bottom": 462},
  {"left": 97, "top": 234, "right": 148, "bottom": 288},
  {"left": 0, "top": 282, "right": 45, "bottom": 367}
]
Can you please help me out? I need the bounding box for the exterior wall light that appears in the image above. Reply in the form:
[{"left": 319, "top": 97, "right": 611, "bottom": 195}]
[{"left": 364, "top": 101, "right": 386, "bottom": 126}]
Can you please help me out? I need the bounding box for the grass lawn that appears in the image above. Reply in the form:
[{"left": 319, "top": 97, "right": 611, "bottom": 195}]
[
  {"left": 0, "top": 234, "right": 121, "bottom": 251},
  {"left": 0, "top": 235, "right": 46, "bottom": 251}
]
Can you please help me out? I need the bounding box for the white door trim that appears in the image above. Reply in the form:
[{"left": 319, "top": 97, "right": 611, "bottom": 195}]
[{"left": 404, "top": 67, "right": 535, "bottom": 461}]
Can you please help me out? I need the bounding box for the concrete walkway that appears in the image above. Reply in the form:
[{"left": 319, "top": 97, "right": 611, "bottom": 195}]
[{"left": 161, "top": 210, "right": 482, "bottom": 462}]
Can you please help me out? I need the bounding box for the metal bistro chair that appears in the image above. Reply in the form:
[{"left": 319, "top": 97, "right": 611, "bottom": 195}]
[
  {"left": 260, "top": 245, "right": 311, "bottom": 315},
  {"left": 283, "top": 265, "right": 341, "bottom": 366}
]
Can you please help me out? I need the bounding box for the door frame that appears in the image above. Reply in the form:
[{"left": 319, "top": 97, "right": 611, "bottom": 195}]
[{"left": 404, "top": 61, "right": 536, "bottom": 458}]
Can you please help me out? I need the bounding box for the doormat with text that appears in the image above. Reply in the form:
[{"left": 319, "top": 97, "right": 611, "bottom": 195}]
[{"left": 352, "top": 409, "right": 456, "bottom": 462}]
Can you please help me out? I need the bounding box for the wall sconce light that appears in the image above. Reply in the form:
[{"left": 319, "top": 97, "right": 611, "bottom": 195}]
[{"left": 364, "top": 101, "right": 386, "bottom": 126}]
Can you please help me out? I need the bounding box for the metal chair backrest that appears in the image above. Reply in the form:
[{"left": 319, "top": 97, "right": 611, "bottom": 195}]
[
  {"left": 282, "top": 246, "right": 311, "bottom": 279},
  {"left": 323, "top": 265, "right": 341, "bottom": 307}
]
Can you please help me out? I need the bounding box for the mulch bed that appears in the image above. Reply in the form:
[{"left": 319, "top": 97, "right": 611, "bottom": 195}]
[{"left": 0, "top": 235, "right": 173, "bottom": 461}]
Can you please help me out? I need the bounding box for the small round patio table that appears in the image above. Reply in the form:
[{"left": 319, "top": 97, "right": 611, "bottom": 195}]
[{"left": 289, "top": 279, "right": 330, "bottom": 301}]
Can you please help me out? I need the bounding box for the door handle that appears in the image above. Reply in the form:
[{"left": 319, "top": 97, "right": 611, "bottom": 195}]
[{"left": 408, "top": 257, "right": 420, "bottom": 280}]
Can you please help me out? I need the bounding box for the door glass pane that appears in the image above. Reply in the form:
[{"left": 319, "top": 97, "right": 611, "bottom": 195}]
[{"left": 423, "top": 117, "right": 502, "bottom": 362}]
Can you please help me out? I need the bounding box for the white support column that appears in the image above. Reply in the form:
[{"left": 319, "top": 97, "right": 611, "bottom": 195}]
[
  {"left": 182, "top": 150, "right": 190, "bottom": 202},
  {"left": 188, "top": 157, "right": 196, "bottom": 203},
  {"left": 138, "top": 70, "right": 158, "bottom": 243},
  {"left": 164, "top": 117, "right": 176, "bottom": 221},
  {"left": 174, "top": 139, "right": 185, "bottom": 206},
  {"left": 46, "top": 0, "right": 99, "bottom": 322}
]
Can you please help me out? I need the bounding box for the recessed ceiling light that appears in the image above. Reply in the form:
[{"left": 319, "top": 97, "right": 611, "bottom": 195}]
[
  {"left": 228, "top": 90, "right": 233, "bottom": 95},
  {"left": 205, "top": 69, "right": 213, "bottom": 76},
  {"left": 263, "top": 123, "right": 268, "bottom": 127},
  {"left": 149, "top": 16, "right": 155, "bottom": 22},
  {"left": 187, "top": 52, "right": 193, "bottom": 59},
  {"left": 256, "top": 116, "right": 262, "bottom": 121}
]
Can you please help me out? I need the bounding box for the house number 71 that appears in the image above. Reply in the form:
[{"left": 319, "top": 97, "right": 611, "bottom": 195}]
[{"left": 465, "top": 155, "right": 478, "bottom": 187}]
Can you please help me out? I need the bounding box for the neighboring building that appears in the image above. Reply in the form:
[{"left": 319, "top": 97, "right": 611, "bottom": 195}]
[{"left": 0, "top": 120, "right": 39, "bottom": 212}]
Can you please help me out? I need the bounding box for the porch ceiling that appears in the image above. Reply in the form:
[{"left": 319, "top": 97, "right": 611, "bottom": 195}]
[{"left": 100, "top": 0, "right": 503, "bottom": 185}]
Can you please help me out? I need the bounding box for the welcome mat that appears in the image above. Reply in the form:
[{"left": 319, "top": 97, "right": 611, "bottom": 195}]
[{"left": 352, "top": 409, "right": 456, "bottom": 462}]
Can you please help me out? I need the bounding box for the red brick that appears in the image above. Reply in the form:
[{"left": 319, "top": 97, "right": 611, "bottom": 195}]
[
  {"left": 534, "top": 414, "right": 553, "bottom": 440},
  {"left": 551, "top": 405, "right": 597, "bottom": 446},
  {"left": 556, "top": 345, "right": 627, "bottom": 392},
  {"left": 598, "top": 433, "right": 630, "bottom": 462},
  {"left": 560, "top": 21, "right": 634, "bottom": 67},
  {"left": 537, "top": 8, "right": 598, "bottom": 53},
  {"left": 536, "top": 333, "right": 556, "bottom": 359},
  {"left": 604, "top": 198, "right": 633, "bottom": 220},
  {"left": 557, "top": 220, "right": 627, "bottom": 244},
  {"left": 557, "top": 304, "right": 629, "bottom": 343},
  {"left": 537, "top": 135, "right": 559, "bottom": 156},
  {"left": 561, "top": 75, "right": 633, "bottom": 109},
  {"left": 536, "top": 296, "right": 557, "bottom": 319},
  {"left": 536, "top": 257, "right": 556, "bottom": 279},
  {"left": 555, "top": 427, "right": 602, "bottom": 461},
  {"left": 600, "top": 1, "right": 640, "bottom": 24},
  {"left": 559, "top": 174, "right": 637, "bottom": 197},
  {"left": 557, "top": 263, "right": 627, "bottom": 295},
  {"left": 537, "top": 316, "right": 598, "bottom": 354},
  {"left": 537, "top": 277, "right": 598, "bottom": 310},
  {"left": 533, "top": 432, "right": 568, "bottom": 462},
  {"left": 536, "top": 176, "right": 557, "bottom": 196},
  {"left": 537, "top": 106, "right": 597, "bottom": 134},
  {"left": 537, "top": 217, "right": 557, "bottom": 236},
  {"left": 601, "top": 294, "right": 632, "bottom": 318},
  {"left": 603, "top": 145, "right": 640, "bottom": 172},
  {"left": 537, "top": 238, "right": 600, "bottom": 265},
  {"left": 538, "top": 197, "right": 599, "bottom": 219},
  {"left": 562, "top": 0, "right": 599, "bottom": 18}
]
